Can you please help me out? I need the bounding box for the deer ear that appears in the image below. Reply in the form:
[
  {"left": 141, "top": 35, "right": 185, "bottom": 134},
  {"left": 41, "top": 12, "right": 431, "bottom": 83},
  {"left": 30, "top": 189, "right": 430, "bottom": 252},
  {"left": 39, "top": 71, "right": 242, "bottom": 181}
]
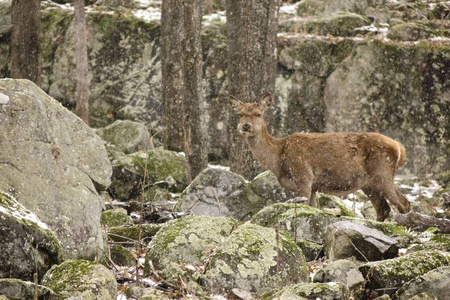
[
  {"left": 229, "top": 96, "right": 243, "bottom": 112},
  {"left": 260, "top": 93, "right": 272, "bottom": 110}
]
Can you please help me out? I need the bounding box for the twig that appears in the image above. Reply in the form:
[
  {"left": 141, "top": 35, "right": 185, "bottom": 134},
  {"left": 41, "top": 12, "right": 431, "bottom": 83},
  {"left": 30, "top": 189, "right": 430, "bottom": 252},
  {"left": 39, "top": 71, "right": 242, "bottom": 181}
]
[
  {"left": 332, "top": 224, "right": 369, "bottom": 262},
  {"left": 211, "top": 187, "right": 221, "bottom": 214}
]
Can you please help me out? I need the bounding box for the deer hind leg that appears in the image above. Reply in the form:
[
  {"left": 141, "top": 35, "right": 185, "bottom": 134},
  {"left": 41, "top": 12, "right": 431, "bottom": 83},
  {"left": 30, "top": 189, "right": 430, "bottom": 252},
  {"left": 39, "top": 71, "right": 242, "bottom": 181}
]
[
  {"left": 395, "top": 185, "right": 411, "bottom": 212},
  {"left": 362, "top": 187, "right": 391, "bottom": 221}
]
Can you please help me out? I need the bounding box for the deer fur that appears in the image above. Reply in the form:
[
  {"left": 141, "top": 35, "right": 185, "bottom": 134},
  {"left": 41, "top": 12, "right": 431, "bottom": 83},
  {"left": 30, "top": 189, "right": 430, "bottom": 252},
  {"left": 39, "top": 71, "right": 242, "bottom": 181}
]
[{"left": 229, "top": 93, "right": 410, "bottom": 221}]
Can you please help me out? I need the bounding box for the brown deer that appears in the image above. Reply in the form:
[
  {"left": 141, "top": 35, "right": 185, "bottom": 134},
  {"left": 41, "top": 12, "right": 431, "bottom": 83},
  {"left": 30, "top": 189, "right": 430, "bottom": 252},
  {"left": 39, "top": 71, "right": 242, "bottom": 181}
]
[{"left": 229, "top": 93, "right": 410, "bottom": 221}]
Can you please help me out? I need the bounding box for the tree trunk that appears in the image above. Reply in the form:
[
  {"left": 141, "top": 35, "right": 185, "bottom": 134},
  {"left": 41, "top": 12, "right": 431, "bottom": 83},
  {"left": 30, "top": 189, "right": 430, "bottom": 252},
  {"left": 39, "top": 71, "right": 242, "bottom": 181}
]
[
  {"left": 161, "top": 0, "right": 185, "bottom": 152},
  {"left": 161, "top": 0, "right": 208, "bottom": 181},
  {"left": 11, "top": 0, "right": 41, "bottom": 86},
  {"left": 74, "top": 0, "right": 90, "bottom": 125},
  {"left": 226, "top": 0, "right": 280, "bottom": 179},
  {"left": 183, "top": 0, "right": 208, "bottom": 181}
]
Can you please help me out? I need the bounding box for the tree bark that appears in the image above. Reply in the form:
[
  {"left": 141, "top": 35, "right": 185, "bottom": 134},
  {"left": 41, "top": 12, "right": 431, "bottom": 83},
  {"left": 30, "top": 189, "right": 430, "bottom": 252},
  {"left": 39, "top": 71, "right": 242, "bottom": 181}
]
[
  {"left": 161, "top": 0, "right": 208, "bottom": 181},
  {"left": 161, "top": 0, "right": 185, "bottom": 152},
  {"left": 183, "top": 0, "right": 208, "bottom": 181},
  {"left": 226, "top": 0, "right": 280, "bottom": 179},
  {"left": 11, "top": 0, "right": 41, "bottom": 86},
  {"left": 74, "top": 0, "right": 90, "bottom": 125}
]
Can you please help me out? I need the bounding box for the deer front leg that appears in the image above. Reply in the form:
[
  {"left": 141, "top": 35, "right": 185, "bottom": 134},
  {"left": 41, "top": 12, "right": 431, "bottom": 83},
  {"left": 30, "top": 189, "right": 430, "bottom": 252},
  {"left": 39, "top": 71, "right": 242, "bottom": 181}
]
[{"left": 279, "top": 175, "right": 314, "bottom": 207}]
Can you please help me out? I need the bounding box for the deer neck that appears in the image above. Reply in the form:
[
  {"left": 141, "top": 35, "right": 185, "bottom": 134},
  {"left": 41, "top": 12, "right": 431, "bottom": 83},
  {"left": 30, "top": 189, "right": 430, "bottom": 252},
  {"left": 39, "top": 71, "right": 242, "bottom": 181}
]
[{"left": 245, "top": 124, "right": 283, "bottom": 177}]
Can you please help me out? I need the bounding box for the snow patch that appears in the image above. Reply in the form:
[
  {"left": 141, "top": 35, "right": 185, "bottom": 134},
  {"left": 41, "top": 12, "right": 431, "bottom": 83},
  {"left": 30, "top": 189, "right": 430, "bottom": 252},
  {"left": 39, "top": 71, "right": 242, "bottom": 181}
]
[
  {"left": 0, "top": 93, "right": 9, "bottom": 104},
  {"left": 0, "top": 192, "right": 50, "bottom": 230}
]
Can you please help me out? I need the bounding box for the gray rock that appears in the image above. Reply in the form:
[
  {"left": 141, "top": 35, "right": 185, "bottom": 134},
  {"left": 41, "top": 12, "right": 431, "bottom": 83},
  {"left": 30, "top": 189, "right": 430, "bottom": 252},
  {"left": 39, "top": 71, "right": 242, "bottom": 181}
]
[
  {"left": 252, "top": 203, "right": 340, "bottom": 244},
  {"left": 0, "top": 192, "right": 63, "bottom": 281},
  {"left": 203, "top": 222, "right": 308, "bottom": 295},
  {"left": 0, "top": 79, "right": 112, "bottom": 259},
  {"left": 0, "top": 278, "right": 54, "bottom": 300},
  {"left": 109, "top": 149, "right": 188, "bottom": 200},
  {"left": 101, "top": 207, "right": 133, "bottom": 227},
  {"left": 176, "top": 168, "right": 271, "bottom": 221},
  {"left": 250, "top": 171, "right": 295, "bottom": 202},
  {"left": 313, "top": 259, "right": 365, "bottom": 291},
  {"left": 110, "top": 244, "right": 135, "bottom": 266},
  {"left": 41, "top": 259, "right": 117, "bottom": 300},
  {"left": 325, "top": 221, "right": 399, "bottom": 262},
  {"left": 359, "top": 250, "right": 450, "bottom": 298},
  {"left": 393, "top": 266, "right": 450, "bottom": 300},
  {"left": 144, "top": 216, "right": 238, "bottom": 279},
  {"left": 262, "top": 282, "right": 350, "bottom": 300},
  {"left": 96, "top": 119, "right": 153, "bottom": 154}
]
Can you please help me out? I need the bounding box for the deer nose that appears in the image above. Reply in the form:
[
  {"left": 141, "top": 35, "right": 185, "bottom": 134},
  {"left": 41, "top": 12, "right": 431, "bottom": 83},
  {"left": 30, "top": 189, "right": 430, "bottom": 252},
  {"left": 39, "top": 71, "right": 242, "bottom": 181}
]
[{"left": 242, "top": 123, "right": 251, "bottom": 132}]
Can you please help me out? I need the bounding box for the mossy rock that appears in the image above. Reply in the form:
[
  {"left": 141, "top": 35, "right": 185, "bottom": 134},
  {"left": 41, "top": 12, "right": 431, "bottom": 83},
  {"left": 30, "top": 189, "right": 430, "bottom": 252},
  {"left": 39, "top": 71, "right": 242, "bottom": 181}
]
[
  {"left": 0, "top": 192, "right": 63, "bottom": 281},
  {"left": 409, "top": 233, "right": 450, "bottom": 252},
  {"left": 202, "top": 222, "right": 309, "bottom": 294},
  {"left": 317, "top": 194, "right": 356, "bottom": 217},
  {"left": 393, "top": 266, "right": 450, "bottom": 300},
  {"left": 108, "top": 224, "right": 162, "bottom": 243},
  {"left": 302, "top": 12, "right": 371, "bottom": 37},
  {"left": 96, "top": 119, "right": 152, "bottom": 154},
  {"left": 359, "top": 250, "right": 450, "bottom": 297},
  {"left": 175, "top": 167, "right": 265, "bottom": 221},
  {"left": 313, "top": 259, "right": 365, "bottom": 291},
  {"left": 41, "top": 259, "right": 117, "bottom": 299},
  {"left": 110, "top": 244, "right": 136, "bottom": 266},
  {"left": 144, "top": 216, "right": 238, "bottom": 279},
  {"left": 387, "top": 22, "right": 438, "bottom": 41},
  {"left": 0, "top": 278, "right": 55, "bottom": 300},
  {"left": 101, "top": 207, "right": 133, "bottom": 227},
  {"left": 110, "top": 149, "right": 188, "bottom": 200},
  {"left": 297, "top": 239, "right": 323, "bottom": 261},
  {"left": 250, "top": 171, "right": 295, "bottom": 202},
  {"left": 251, "top": 203, "right": 340, "bottom": 244},
  {"left": 261, "top": 282, "right": 350, "bottom": 300}
]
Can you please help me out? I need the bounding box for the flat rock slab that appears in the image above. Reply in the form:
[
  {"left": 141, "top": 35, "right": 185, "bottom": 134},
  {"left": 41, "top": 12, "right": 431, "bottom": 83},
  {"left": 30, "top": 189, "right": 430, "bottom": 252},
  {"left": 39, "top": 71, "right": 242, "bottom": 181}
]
[{"left": 325, "top": 220, "right": 398, "bottom": 261}]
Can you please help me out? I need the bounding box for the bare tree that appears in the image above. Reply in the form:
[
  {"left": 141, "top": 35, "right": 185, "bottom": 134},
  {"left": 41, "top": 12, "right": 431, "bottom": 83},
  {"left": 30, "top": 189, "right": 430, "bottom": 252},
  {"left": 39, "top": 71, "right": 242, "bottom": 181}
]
[
  {"left": 74, "top": 0, "right": 90, "bottom": 124},
  {"left": 161, "top": 0, "right": 208, "bottom": 181},
  {"left": 11, "top": 0, "right": 41, "bottom": 86},
  {"left": 226, "top": 0, "right": 281, "bottom": 179}
]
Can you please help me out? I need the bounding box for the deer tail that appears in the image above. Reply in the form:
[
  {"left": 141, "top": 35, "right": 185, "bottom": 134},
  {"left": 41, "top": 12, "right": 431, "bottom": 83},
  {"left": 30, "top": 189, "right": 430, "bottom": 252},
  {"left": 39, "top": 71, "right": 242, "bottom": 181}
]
[{"left": 396, "top": 142, "right": 407, "bottom": 167}]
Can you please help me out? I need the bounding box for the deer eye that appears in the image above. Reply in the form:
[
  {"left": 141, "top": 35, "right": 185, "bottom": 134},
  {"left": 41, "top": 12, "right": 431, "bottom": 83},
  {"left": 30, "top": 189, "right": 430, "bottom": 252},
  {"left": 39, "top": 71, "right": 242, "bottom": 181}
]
[
  {"left": 256, "top": 114, "right": 262, "bottom": 117},
  {"left": 239, "top": 114, "right": 243, "bottom": 117}
]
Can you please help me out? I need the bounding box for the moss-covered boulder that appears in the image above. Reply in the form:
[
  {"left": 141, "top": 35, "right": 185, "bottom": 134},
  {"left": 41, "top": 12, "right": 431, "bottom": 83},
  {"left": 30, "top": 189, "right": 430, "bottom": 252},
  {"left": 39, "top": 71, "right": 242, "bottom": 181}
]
[
  {"left": 359, "top": 250, "right": 450, "bottom": 298},
  {"left": 262, "top": 282, "right": 350, "bottom": 300},
  {"left": 297, "top": 239, "right": 323, "bottom": 261},
  {"left": 42, "top": 259, "right": 117, "bottom": 300},
  {"left": 0, "top": 192, "right": 63, "bottom": 281},
  {"left": 409, "top": 233, "right": 450, "bottom": 252},
  {"left": 110, "top": 149, "right": 188, "bottom": 200},
  {"left": 251, "top": 203, "right": 340, "bottom": 244},
  {"left": 202, "top": 222, "right": 308, "bottom": 295},
  {"left": 107, "top": 223, "right": 161, "bottom": 243},
  {"left": 393, "top": 266, "right": 450, "bottom": 300},
  {"left": 325, "top": 221, "right": 399, "bottom": 262},
  {"left": 313, "top": 259, "right": 365, "bottom": 292},
  {"left": 250, "top": 171, "right": 295, "bottom": 202},
  {"left": 96, "top": 119, "right": 153, "bottom": 154},
  {"left": 144, "top": 216, "right": 238, "bottom": 280},
  {"left": 301, "top": 12, "right": 371, "bottom": 37},
  {"left": 176, "top": 168, "right": 276, "bottom": 221},
  {"left": 110, "top": 244, "right": 136, "bottom": 266},
  {"left": 0, "top": 278, "right": 55, "bottom": 300},
  {"left": 101, "top": 207, "right": 133, "bottom": 227}
]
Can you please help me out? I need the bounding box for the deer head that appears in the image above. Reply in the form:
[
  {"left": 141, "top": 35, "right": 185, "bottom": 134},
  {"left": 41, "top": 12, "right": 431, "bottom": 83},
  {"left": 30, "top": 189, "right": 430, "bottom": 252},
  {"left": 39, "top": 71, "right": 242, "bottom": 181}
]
[{"left": 229, "top": 93, "right": 272, "bottom": 138}]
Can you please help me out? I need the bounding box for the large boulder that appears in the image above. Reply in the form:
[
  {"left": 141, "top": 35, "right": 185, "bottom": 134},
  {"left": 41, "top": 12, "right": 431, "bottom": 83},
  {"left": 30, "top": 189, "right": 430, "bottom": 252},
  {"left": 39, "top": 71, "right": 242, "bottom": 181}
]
[
  {"left": 176, "top": 168, "right": 286, "bottom": 221},
  {"left": 393, "top": 266, "right": 450, "bottom": 300},
  {"left": 325, "top": 221, "right": 399, "bottom": 262},
  {"left": 0, "top": 279, "right": 54, "bottom": 300},
  {"left": 203, "top": 222, "right": 309, "bottom": 294},
  {"left": 96, "top": 119, "right": 153, "bottom": 154},
  {"left": 41, "top": 259, "right": 117, "bottom": 300},
  {"left": 359, "top": 250, "right": 450, "bottom": 298},
  {"left": 0, "top": 79, "right": 112, "bottom": 259},
  {"left": 251, "top": 203, "right": 340, "bottom": 244},
  {"left": 313, "top": 259, "right": 365, "bottom": 292},
  {"left": 0, "top": 192, "right": 63, "bottom": 281},
  {"left": 109, "top": 149, "right": 188, "bottom": 200},
  {"left": 262, "top": 282, "right": 350, "bottom": 300}
]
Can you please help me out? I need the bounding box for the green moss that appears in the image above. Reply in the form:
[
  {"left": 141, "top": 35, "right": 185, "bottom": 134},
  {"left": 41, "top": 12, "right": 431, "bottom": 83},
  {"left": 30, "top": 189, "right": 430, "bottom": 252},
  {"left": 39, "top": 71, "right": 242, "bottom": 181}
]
[
  {"left": 108, "top": 224, "right": 161, "bottom": 243},
  {"left": 43, "top": 260, "right": 95, "bottom": 293},
  {"left": 101, "top": 208, "right": 132, "bottom": 227},
  {"left": 303, "top": 12, "right": 370, "bottom": 37},
  {"left": 262, "top": 282, "right": 349, "bottom": 300}
]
